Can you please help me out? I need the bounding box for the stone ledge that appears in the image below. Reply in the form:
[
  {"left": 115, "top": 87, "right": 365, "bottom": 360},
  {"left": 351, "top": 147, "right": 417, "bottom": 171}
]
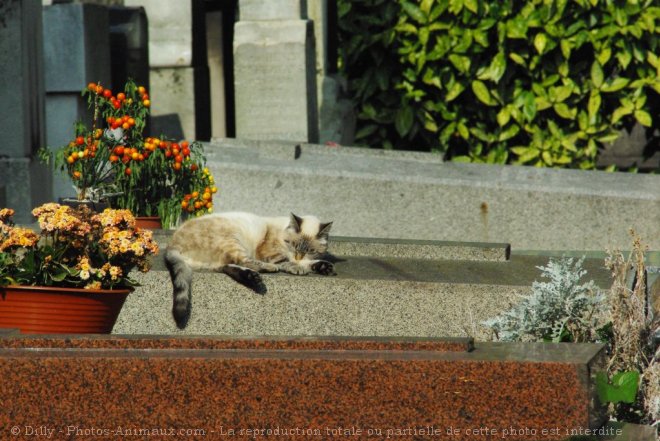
[{"left": 203, "top": 139, "right": 660, "bottom": 251}]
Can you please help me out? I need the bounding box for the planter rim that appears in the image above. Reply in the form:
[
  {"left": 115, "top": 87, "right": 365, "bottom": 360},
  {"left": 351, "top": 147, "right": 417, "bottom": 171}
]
[{"left": 1, "top": 285, "right": 133, "bottom": 295}]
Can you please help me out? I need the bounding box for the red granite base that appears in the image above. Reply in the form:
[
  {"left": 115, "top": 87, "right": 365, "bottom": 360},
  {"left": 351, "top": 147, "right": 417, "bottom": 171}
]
[{"left": 0, "top": 335, "right": 606, "bottom": 440}]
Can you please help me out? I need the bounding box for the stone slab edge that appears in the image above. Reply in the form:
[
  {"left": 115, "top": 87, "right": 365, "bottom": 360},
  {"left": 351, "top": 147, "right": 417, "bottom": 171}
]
[{"left": 150, "top": 230, "right": 510, "bottom": 262}]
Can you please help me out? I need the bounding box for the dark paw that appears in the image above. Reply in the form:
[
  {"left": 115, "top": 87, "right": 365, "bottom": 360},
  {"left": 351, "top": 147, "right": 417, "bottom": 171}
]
[
  {"left": 311, "top": 260, "right": 336, "bottom": 276},
  {"left": 243, "top": 269, "right": 267, "bottom": 294}
]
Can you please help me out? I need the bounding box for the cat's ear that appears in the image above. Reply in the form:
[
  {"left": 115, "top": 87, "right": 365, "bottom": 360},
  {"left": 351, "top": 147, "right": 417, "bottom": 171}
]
[
  {"left": 317, "top": 221, "right": 333, "bottom": 239},
  {"left": 289, "top": 213, "right": 303, "bottom": 232}
]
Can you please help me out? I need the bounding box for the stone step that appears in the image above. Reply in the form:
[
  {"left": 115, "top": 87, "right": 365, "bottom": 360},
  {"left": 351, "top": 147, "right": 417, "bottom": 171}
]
[
  {"left": 0, "top": 335, "right": 609, "bottom": 441},
  {"left": 114, "top": 236, "right": 611, "bottom": 337}
]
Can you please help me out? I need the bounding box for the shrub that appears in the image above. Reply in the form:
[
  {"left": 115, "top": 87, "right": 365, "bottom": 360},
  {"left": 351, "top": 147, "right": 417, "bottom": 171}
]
[
  {"left": 338, "top": 0, "right": 660, "bottom": 168},
  {"left": 483, "top": 257, "right": 607, "bottom": 342}
]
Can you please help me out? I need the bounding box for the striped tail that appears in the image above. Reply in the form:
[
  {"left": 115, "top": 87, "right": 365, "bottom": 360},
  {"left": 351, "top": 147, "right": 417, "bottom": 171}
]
[{"left": 164, "top": 247, "right": 193, "bottom": 329}]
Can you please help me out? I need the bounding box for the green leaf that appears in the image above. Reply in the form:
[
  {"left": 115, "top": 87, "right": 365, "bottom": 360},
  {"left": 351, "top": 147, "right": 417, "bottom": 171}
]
[
  {"left": 457, "top": 121, "right": 470, "bottom": 140},
  {"left": 601, "top": 77, "right": 630, "bottom": 93},
  {"left": 498, "top": 124, "right": 520, "bottom": 141},
  {"left": 464, "top": 0, "right": 478, "bottom": 14},
  {"left": 588, "top": 91, "right": 602, "bottom": 120},
  {"left": 521, "top": 92, "right": 537, "bottom": 121},
  {"left": 471, "top": 80, "right": 497, "bottom": 106},
  {"left": 451, "top": 155, "right": 472, "bottom": 163},
  {"left": 612, "top": 106, "right": 632, "bottom": 124},
  {"left": 401, "top": 1, "right": 427, "bottom": 24},
  {"left": 448, "top": 54, "right": 471, "bottom": 73},
  {"left": 534, "top": 33, "right": 548, "bottom": 54},
  {"left": 554, "top": 103, "right": 577, "bottom": 119},
  {"left": 617, "top": 50, "right": 632, "bottom": 69},
  {"left": 445, "top": 82, "right": 466, "bottom": 102},
  {"left": 634, "top": 110, "right": 652, "bottom": 127},
  {"left": 420, "top": 0, "right": 434, "bottom": 15},
  {"left": 591, "top": 61, "right": 604, "bottom": 88},
  {"left": 497, "top": 107, "right": 511, "bottom": 126},
  {"left": 553, "top": 85, "right": 573, "bottom": 103},
  {"left": 509, "top": 53, "right": 526, "bottom": 67},
  {"left": 596, "top": 371, "right": 640, "bottom": 404},
  {"left": 517, "top": 147, "right": 541, "bottom": 163},
  {"left": 560, "top": 39, "right": 571, "bottom": 59},
  {"left": 395, "top": 106, "right": 415, "bottom": 137},
  {"left": 354, "top": 124, "right": 379, "bottom": 140},
  {"left": 597, "top": 47, "right": 612, "bottom": 65}
]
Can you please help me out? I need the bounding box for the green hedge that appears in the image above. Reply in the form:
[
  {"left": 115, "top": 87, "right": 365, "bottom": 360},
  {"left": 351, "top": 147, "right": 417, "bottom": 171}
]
[{"left": 338, "top": 0, "right": 660, "bottom": 168}]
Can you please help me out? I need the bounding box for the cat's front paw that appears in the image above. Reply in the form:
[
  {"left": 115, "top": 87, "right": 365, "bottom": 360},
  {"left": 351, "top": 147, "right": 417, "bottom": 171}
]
[{"left": 312, "top": 260, "right": 336, "bottom": 276}]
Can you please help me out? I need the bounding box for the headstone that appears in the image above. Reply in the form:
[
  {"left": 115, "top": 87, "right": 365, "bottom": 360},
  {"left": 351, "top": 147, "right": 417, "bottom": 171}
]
[
  {"left": 123, "top": 0, "right": 192, "bottom": 67},
  {"left": 43, "top": 3, "right": 111, "bottom": 92},
  {"left": 0, "top": 0, "right": 50, "bottom": 222},
  {"left": 0, "top": 0, "right": 45, "bottom": 158},
  {"left": 42, "top": 2, "right": 112, "bottom": 201},
  {"left": 233, "top": 0, "right": 319, "bottom": 143},
  {"left": 109, "top": 6, "right": 149, "bottom": 90}
]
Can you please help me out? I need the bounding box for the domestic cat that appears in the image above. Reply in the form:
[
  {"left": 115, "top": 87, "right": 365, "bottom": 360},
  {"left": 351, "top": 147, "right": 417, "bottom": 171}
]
[{"left": 164, "top": 212, "right": 335, "bottom": 328}]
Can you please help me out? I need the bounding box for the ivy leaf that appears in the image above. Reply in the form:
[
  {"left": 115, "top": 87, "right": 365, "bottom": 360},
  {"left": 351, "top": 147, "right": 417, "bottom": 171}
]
[
  {"left": 449, "top": 54, "right": 471, "bottom": 73},
  {"left": 472, "top": 80, "right": 497, "bottom": 106},
  {"left": 395, "top": 106, "right": 415, "bottom": 137}
]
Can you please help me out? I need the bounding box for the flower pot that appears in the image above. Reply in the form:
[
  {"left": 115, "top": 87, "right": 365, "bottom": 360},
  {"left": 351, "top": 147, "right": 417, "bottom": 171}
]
[
  {"left": 0, "top": 285, "right": 132, "bottom": 334},
  {"left": 134, "top": 216, "right": 162, "bottom": 229}
]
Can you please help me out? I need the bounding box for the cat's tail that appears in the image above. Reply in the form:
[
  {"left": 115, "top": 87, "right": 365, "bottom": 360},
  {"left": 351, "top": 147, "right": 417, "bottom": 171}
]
[{"left": 164, "top": 247, "right": 193, "bottom": 329}]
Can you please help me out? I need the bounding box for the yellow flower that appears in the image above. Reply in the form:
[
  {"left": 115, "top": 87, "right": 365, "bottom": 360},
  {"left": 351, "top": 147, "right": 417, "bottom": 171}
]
[
  {"left": 84, "top": 281, "right": 102, "bottom": 290},
  {"left": 0, "top": 227, "right": 39, "bottom": 251}
]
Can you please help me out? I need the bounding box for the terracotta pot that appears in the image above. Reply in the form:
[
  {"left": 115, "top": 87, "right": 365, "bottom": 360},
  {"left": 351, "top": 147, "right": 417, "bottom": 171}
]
[
  {"left": 0, "top": 285, "right": 132, "bottom": 334},
  {"left": 134, "top": 216, "right": 162, "bottom": 229}
]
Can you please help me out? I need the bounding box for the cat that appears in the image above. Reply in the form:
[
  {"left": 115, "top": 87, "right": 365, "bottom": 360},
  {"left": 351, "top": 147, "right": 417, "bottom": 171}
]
[{"left": 164, "top": 212, "right": 335, "bottom": 329}]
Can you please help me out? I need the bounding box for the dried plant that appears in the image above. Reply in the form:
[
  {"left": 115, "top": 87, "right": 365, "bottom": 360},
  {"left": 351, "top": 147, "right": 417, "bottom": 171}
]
[{"left": 605, "top": 229, "right": 658, "bottom": 427}]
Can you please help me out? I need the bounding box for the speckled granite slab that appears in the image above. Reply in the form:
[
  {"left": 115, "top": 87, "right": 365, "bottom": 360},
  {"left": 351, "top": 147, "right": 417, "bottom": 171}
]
[{"left": 0, "top": 335, "right": 607, "bottom": 440}]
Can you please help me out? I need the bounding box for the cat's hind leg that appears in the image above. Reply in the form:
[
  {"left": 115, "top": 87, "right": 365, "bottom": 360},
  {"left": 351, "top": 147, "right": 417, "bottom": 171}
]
[{"left": 219, "top": 264, "right": 267, "bottom": 294}]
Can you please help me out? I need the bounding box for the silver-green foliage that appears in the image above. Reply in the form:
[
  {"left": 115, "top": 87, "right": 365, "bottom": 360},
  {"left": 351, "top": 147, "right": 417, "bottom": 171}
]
[{"left": 484, "top": 257, "right": 605, "bottom": 342}]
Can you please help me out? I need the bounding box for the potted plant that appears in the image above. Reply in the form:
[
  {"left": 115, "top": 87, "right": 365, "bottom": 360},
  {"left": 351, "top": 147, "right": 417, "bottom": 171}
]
[
  {"left": 42, "top": 80, "right": 217, "bottom": 228},
  {"left": 0, "top": 203, "right": 159, "bottom": 334}
]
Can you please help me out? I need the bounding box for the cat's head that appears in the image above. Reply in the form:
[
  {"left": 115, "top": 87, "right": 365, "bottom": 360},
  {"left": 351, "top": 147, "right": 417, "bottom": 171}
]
[{"left": 285, "top": 213, "right": 333, "bottom": 261}]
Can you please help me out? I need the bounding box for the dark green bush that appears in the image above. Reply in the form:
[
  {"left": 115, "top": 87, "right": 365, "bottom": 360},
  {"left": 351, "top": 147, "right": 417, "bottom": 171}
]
[{"left": 338, "top": 0, "right": 660, "bottom": 168}]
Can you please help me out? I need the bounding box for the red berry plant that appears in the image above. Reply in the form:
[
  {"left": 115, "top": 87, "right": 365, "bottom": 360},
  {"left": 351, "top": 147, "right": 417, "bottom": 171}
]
[{"left": 44, "top": 80, "right": 216, "bottom": 229}]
